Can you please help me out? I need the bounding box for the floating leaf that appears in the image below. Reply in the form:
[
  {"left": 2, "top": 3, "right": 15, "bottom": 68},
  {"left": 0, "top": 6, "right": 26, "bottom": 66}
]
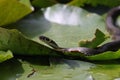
[
  {"left": 0, "top": 3, "right": 120, "bottom": 80},
  {"left": 14, "top": 4, "right": 120, "bottom": 61},
  {"left": 0, "top": 27, "right": 58, "bottom": 56},
  {"left": 16, "top": 58, "right": 95, "bottom": 80},
  {"left": 15, "top": 4, "right": 106, "bottom": 47},
  {"left": 68, "top": 0, "right": 120, "bottom": 7},
  {"left": 0, "top": 50, "right": 13, "bottom": 63},
  {"left": 86, "top": 50, "right": 120, "bottom": 60},
  {"left": 19, "top": 0, "right": 32, "bottom": 8},
  {"left": 90, "top": 60, "right": 120, "bottom": 80},
  {"left": 32, "top": 0, "right": 57, "bottom": 8},
  {"left": 0, "top": 0, "right": 33, "bottom": 26},
  {"left": 79, "top": 29, "right": 107, "bottom": 48}
]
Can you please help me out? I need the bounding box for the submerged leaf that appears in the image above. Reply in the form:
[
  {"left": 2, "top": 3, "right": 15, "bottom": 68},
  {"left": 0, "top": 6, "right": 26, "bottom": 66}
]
[
  {"left": 0, "top": 50, "right": 13, "bottom": 63},
  {"left": 0, "top": 0, "right": 33, "bottom": 26},
  {"left": 79, "top": 29, "right": 107, "bottom": 48}
]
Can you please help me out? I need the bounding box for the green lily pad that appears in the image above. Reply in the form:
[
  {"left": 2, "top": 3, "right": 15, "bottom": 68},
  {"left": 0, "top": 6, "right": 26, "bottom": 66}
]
[
  {"left": 15, "top": 4, "right": 113, "bottom": 60},
  {"left": 86, "top": 50, "right": 120, "bottom": 61},
  {"left": 19, "top": 0, "right": 32, "bottom": 8},
  {"left": 0, "top": 0, "right": 33, "bottom": 26},
  {"left": 0, "top": 50, "right": 13, "bottom": 63},
  {"left": 42, "top": 4, "right": 107, "bottom": 48},
  {"left": 79, "top": 29, "right": 108, "bottom": 48},
  {"left": 12, "top": 4, "right": 120, "bottom": 61},
  {"left": 90, "top": 60, "right": 120, "bottom": 80},
  {"left": 68, "top": 0, "right": 120, "bottom": 7},
  {"left": 16, "top": 58, "right": 95, "bottom": 80},
  {"left": 32, "top": 0, "right": 56, "bottom": 8},
  {"left": 0, "top": 27, "right": 58, "bottom": 56},
  {"left": 0, "top": 3, "right": 120, "bottom": 80}
]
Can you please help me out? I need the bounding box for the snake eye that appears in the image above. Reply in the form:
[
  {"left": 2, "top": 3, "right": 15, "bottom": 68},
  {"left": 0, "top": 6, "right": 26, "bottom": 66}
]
[{"left": 45, "top": 37, "right": 50, "bottom": 42}]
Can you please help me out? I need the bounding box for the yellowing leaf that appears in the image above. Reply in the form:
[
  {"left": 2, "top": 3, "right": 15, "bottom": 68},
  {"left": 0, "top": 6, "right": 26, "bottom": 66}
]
[{"left": 0, "top": 0, "right": 33, "bottom": 26}]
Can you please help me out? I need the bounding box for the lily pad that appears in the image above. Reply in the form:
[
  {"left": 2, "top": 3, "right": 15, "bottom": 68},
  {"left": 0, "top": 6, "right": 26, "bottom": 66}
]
[
  {"left": 86, "top": 50, "right": 120, "bottom": 60},
  {"left": 68, "top": 0, "right": 120, "bottom": 7},
  {"left": 32, "top": 0, "right": 57, "bottom": 8},
  {"left": 0, "top": 3, "right": 120, "bottom": 80},
  {"left": 19, "top": 0, "right": 32, "bottom": 8},
  {"left": 12, "top": 4, "right": 120, "bottom": 61},
  {"left": 0, "top": 27, "right": 58, "bottom": 56},
  {"left": 79, "top": 29, "right": 108, "bottom": 48},
  {"left": 90, "top": 60, "right": 120, "bottom": 80},
  {"left": 0, "top": 50, "right": 13, "bottom": 63},
  {"left": 17, "top": 4, "right": 107, "bottom": 48},
  {"left": 0, "top": 0, "right": 33, "bottom": 26},
  {"left": 16, "top": 58, "right": 96, "bottom": 80}
]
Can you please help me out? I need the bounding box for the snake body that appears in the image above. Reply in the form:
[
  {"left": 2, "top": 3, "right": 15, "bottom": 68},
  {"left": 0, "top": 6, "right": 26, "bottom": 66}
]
[
  {"left": 106, "top": 6, "right": 120, "bottom": 40},
  {"left": 39, "top": 36, "right": 100, "bottom": 55},
  {"left": 39, "top": 6, "right": 120, "bottom": 56}
]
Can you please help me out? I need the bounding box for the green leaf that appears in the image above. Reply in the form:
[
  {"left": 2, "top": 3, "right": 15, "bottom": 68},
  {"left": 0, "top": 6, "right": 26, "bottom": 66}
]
[
  {"left": 19, "top": 0, "right": 32, "bottom": 8},
  {"left": 15, "top": 4, "right": 109, "bottom": 58},
  {"left": 15, "top": 4, "right": 120, "bottom": 61},
  {"left": 16, "top": 58, "right": 95, "bottom": 80},
  {"left": 14, "top": 4, "right": 117, "bottom": 61},
  {"left": 32, "top": 0, "right": 57, "bottom": 8},
  {"left": 0, "top": 27, "right": 57, "bottom": 56},
  {"left": 0, "top": 50, "right": 13, "bottom": 63},
  {"left": 79, "top": 29, "right": 107, "bottom": 48},
  {"left": 32, "top": 4, "right": 107, "bottom": 48},
  {"left": 0, "top": 0, "right": 33, "bottom": 26},
  {"left": 68, "top": 0, "right": 120, "bottom": 7},
  {"left": 86, "top": 50, "right": 120, "bottom": 60},
  {"left": 1, "top": 3, "right": 120, "bottom": 80},
  {"left": 90, "top": 60, "right": 120, "bottom": 80}
]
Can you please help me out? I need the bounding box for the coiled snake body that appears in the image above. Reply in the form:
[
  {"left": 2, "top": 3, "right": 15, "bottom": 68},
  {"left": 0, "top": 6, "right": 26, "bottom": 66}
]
[{"left": 39, "top": 6, "right": 120, "bottom": 56}]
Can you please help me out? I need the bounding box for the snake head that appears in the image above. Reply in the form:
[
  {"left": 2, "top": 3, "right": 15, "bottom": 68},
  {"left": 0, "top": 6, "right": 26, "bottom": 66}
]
[{"left": 39, "top": 36, "right": 60, "bottom": 49}]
